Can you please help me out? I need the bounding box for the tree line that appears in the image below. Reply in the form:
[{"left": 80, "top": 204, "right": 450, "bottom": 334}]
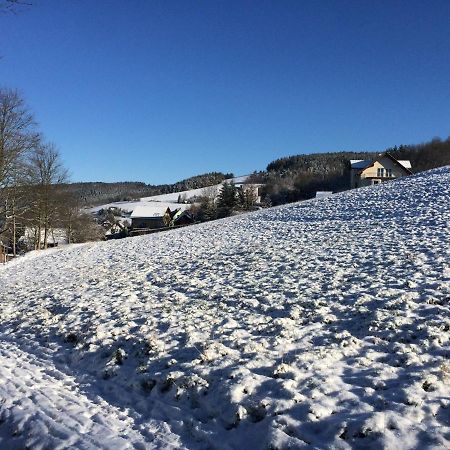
[{"left": 0, "top": 87, "right": 102, "bottom": 256}]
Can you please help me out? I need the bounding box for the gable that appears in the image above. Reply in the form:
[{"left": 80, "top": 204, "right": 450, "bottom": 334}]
[{"left": 352, "top": 152, "right": 411, "bottom": 174}]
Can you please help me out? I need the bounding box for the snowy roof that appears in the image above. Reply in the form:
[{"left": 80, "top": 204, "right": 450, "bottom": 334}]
[
  {"left": 397, "top": 160, "right": 412, "bottom": 169},
  {"left": 130, "top": 202, "right": 190, "bottom": 219},
  {"left": 350, "top": 158, "right": 412, "bottom": 170},
  {"left": 130, "top": 204, "right": 171, "bottom": 218}
]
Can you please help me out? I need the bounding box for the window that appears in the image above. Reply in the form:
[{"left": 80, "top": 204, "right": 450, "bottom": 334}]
[
  {"left": 386, "top": 168, "right": 393, "bottom": 177},
  {"left": 377, "top": 168, "right": 385, "bottom": 177}
]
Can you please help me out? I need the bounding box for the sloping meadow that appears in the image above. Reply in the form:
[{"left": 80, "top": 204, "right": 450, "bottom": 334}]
[{"left": 0, "top": 167, "right": 449, "bottom": 449}]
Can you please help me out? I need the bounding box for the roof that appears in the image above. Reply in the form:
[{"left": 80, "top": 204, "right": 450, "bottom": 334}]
[
  {"left": 130, "top": 202, "right": 190, "bottom": 219},
  {"left": 397, "top": 160, "right": 412, "bottom": 169},
  {"left": 350, "top": 159, "right": 373, "bottom": 169},
  {"left": 350, "top": 154, "right": 412, "bottom": 171},
  {"left": 131, "top": 205, "right": 171, "bottom": 219}
]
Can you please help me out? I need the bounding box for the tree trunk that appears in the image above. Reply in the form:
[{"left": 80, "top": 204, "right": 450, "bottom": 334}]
[
  {"left": 36, "top": 221, "right": 41, "bottom": 250},
  {"left": 12, "top": 211, "right": 16, "bottom": 256},
  {"left": 43, "top": 220, "right": 48, "bottom": 249}
]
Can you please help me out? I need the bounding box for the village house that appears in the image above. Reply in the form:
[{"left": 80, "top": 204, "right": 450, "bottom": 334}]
[
  {"left": 130, "top": 203, "right": 191, "bottom": 230},
  {"left": 130, "top": 205, "right": 170, "bottom": 229},
  {"left": 350, "top": 153, "right": 412, "bottom": 188}
]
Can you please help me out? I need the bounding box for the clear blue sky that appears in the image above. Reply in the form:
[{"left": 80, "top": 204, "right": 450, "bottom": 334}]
[{"left": 1, "top": 0, "right": 449, "bottom": 184}]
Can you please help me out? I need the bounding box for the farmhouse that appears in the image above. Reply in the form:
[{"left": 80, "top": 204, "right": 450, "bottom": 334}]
[
  {"left": 130, "top": 203, "right": 191, "bottom": 230},
  {"left": 350, "top": 153, "right": 412, "bottom": 188},
  {"left": 131, "top": 205, "right": 170, "bottom": 229}
]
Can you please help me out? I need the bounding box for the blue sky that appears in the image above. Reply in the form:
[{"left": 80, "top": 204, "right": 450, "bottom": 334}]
[{"left": 1, "top": 0, "right": 449, "bottom": 184}]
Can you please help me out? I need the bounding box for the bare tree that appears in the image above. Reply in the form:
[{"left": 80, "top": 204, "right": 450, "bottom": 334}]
[
  {"left": 0, "top": 88, "right": 37, "bottom": 189},
  {"left": 27, "top": 142, "right": 68, "bottom": 249},
  {"left": 0, "top": 1, "right": 31, "bottom": 14},
  {"left": 70, "top": 212, "right": 104, "bottom": 243},
  {"left": 3, "top": 163, "right": 29, "bottom": 255},
  {"left": 0, "top": 88, "right": 38, "bottom": 247}
]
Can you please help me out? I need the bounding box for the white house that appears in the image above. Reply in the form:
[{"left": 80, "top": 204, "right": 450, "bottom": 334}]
[{"left": 350, "top": 153, "right": 412, "bottom": 188}]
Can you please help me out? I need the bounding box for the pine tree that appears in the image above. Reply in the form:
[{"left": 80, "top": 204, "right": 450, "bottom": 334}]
[{"left": 217, "top": 182, "right": 237, "bottom": 218}]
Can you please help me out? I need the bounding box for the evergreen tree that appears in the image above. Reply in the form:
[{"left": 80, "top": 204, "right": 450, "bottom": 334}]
[{"left": 217, "top": 182, "right": 238, "bottom": 218}]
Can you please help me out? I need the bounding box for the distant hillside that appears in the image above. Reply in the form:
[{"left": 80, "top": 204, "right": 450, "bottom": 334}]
[
  {"left": 65, "top": 172, "right": 233, "bottom": 206},
  {"left": 258, "top": 137, "right": 450, "bottom": 205},
  {"left": 67, "top": 137, "right": 450, "bottom": 208}
]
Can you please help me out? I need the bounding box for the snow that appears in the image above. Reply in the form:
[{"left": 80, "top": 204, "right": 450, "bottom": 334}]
[
  {"left": 315, "top": 191, "right": 333, "bottom": 199},
  {"left": 21, "top": 227, "right": 68, "bottom": 247},
  {"left": 88, "top": 200, "right": 144, "bottom": 214},
  {"left": 140, "top": 186, "right": 219, "bottom": 203},
  {"left": 398, "top": 160, "right": 412, "bottom": 169},
  {"left": 1, "top": 167, "right": 450, "bottom": 449},
  {"left": 130, "top": 203, "right": 190, "bottom": 219}
]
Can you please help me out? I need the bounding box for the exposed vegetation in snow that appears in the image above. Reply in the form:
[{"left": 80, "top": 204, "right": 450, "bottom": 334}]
[{"left": 0, "top": 167, "right": 449, "bottom": 449}]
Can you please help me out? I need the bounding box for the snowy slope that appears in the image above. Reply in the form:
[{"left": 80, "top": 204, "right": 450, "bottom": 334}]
[
  {"left": 140, "top": 175, "right": 251, "bottom": 203},
  {"left": 89, "top": 175, "right": 251, "bottom": 212},
  {"left": 140, "top": 186, "right": 219, "bottom": 203},
  {"left": 1, "top": 167, "right": 450, "bottom": 449}
]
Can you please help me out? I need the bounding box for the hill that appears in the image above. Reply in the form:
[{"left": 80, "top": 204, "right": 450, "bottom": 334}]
[
  {"left": 65, "top": 171, "right": 233, "bottom": 206},
  {"left": 0, "top": 167, "right": 449, "bottom": 448}
]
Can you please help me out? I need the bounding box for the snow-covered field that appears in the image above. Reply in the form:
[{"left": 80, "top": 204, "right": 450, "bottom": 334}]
[{"left": 1, "top": 167, "right": 449, "bottom": 449}]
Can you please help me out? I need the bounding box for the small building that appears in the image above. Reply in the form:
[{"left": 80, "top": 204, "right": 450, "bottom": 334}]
[
  {"left": 350, "top": 153, "right": 412, "bottom": 188},
  {"left": 131, "top": 205, "right": 170, "bottom": 229},
  {"left": 315, "top": 191, "right": 333, "bottom": 199},
  {"left": 131, "top": 202, "right": 193, "bottom": 230}
]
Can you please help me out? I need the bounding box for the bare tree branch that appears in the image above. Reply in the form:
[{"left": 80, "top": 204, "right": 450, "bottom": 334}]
[{"left": 0, "top": 1, "right": 32, "bottom": 14}]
